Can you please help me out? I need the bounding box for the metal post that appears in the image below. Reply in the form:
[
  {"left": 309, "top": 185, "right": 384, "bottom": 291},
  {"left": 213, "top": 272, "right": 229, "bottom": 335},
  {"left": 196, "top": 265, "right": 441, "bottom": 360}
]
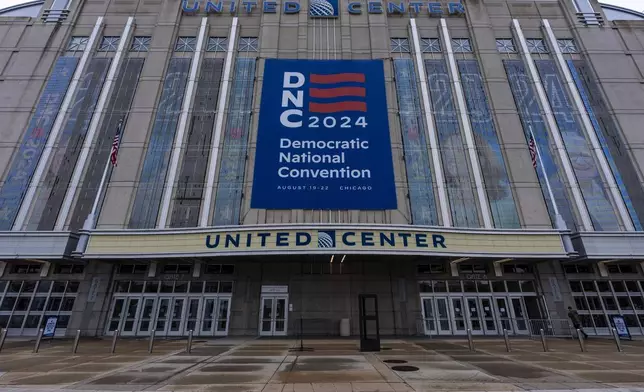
[
  {"left": 110, "top": 330, "right": 119, "bottom": 354},
  {"left": 186, "top": 330, "right": 193, "bottom": 354},
  {"left": 33, "top": 328, "right": 44, "bottom": 353},
  {"left": 0, "top": 328, "right": 7, "bottom": 353},
  {"left": 72, "top": 330, "right": 81, "bottom": 354},
  {"left": 612, "top": 328, "right": 623, "bottom": 353},
  {"left": 466, "top": 328, "right": 475, "bottom": 352},
  {"left": 503, "top": 329, "right": 511, "bottom": 352},
  {"left": 540, "top": 328, "right": 548, "bottom": 352},
  {"left": 148, "top": 330, "right": 155, "bottom": 354},
  {"left": 577, "top": 329, "right": 586, "bottom": 352}
]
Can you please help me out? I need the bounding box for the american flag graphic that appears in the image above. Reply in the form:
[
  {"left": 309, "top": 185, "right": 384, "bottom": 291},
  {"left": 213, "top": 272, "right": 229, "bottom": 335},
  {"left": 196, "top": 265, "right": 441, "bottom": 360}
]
[
  {"left": 308, "top": 73, "right": 367, "bottom": 114},
  {"left": 528, "top": 134, "right": 537, "bottom": 169},
  {"left": 110, "top": 120, "right": 123, "bottom": 166}
]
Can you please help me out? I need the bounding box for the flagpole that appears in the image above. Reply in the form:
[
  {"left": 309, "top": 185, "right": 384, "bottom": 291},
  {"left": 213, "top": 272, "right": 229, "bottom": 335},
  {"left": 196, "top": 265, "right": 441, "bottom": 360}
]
[
  {"left": 529, "top": 126, "right": 574, "bottom": 253},
  {"left": 74, "top": 118, "right": 123, "bottom": 255}
]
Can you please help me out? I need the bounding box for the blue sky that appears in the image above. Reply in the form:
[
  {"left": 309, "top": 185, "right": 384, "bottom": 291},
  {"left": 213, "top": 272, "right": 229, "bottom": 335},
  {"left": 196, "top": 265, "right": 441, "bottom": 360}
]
[{"left": 0, "top": 0, "right": 642, "bottom": 11}]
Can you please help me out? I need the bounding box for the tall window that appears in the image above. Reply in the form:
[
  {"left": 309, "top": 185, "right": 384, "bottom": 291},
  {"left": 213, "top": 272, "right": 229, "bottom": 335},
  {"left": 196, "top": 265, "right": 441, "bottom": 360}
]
[
  {"left": 212, "top": 58, "right": 256, "bottom": 225},
  {"left": 129, "top": 58, "right": 191, "bottom": 229},
  {"left": 426, "top": 59, "right": 480, "bottom": 227},
  {"left": 393, "top": 58, "right": 438, "bottom": 225}
]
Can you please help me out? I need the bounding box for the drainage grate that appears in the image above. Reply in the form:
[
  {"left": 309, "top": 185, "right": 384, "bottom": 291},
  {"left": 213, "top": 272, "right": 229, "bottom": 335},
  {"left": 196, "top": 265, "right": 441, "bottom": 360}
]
[
  {"left": 391, "top": 365, "right": 419, "bottom": 372},
  {"left": 383, "top": 359, "right": 407, "bottom": 364}
]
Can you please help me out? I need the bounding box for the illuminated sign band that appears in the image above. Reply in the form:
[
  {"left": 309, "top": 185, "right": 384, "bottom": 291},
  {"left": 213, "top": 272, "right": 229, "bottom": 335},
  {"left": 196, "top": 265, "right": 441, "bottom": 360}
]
[
  {"left": 84, "top": 226, "right": 567, "bottom": 258},
  {"left": 181, "top": 0, "right": 465, "bottom": 15}
]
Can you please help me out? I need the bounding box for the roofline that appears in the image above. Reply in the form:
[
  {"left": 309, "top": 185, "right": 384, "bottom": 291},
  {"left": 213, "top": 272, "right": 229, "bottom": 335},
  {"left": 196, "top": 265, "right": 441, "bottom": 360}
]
[
  {"left": 600, "top": 3, "right": 644, "bottom": 19},
  {"left": 0, "top": 2, "right": 641, "bottom": 21},
  {"left": 0, "top": 0, "right": 44, "bottom": 15}
]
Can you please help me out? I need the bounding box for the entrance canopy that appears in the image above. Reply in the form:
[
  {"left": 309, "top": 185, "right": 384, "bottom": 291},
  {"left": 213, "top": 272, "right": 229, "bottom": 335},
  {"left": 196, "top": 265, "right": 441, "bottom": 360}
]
[{"left": 80, "top": 224, "right": 570, "bottom": 260}]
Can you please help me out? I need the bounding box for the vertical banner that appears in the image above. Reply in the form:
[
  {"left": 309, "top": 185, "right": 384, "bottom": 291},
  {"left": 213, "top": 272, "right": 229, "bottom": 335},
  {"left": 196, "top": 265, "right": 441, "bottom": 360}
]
[{"left": 251, "top": 59, "right": 397, "bottom": 210}]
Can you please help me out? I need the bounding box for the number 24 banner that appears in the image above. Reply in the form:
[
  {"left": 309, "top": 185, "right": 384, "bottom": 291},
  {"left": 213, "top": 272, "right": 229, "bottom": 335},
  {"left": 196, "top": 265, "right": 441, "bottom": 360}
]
[{"left": 251, "top": 59, "right": 397, "bottom": 210}]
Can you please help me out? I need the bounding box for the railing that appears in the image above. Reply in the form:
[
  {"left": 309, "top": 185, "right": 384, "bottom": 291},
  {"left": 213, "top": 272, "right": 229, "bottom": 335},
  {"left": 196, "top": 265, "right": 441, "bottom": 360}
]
[
  {"left": 528, "top": 319, "right": 574, "bottom": 338},
  {"left": 416, "top": 316, "right": 574, "bottom": 338}
]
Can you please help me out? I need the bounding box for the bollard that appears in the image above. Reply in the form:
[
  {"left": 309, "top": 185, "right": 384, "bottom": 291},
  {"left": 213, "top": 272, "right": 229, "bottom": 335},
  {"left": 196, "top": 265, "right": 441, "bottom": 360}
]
[
  {"left": 612, "top": 328, "right": 623, "bottom": 353},
  {"left": 540, "top": 328, "right": 548, "bottom": 352},
  {"left": 33, "top": 328, "right": 44, "bottom": 353},
  {"left": 466, "top": 328, "right": 475, "bottom": 352},
  {"left": 186, "top": 330, "right": 193, "bottom": 354},
  {"left": 576, "top": 329, "right": 586, "bottom": 352},
  {"left": 0, "top": 328, "right": 7, "bottom": 353},
  {"left": 503, "top": 329, "right": 511, "bottom": 352},
  {"left": 72, "top": 329, "right": 81, "bottom": 354},
  {"left": 148, "top": 330, "right": 155, "bottom": 354},
  {"left": 110, "top": 330, "right": 119, "bottom": 354}
]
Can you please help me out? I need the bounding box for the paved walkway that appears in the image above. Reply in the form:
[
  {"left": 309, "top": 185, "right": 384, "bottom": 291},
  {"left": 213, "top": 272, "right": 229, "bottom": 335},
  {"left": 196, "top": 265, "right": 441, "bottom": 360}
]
[{"left": 0, "top": 336, "right": 643, "bottom": 391}]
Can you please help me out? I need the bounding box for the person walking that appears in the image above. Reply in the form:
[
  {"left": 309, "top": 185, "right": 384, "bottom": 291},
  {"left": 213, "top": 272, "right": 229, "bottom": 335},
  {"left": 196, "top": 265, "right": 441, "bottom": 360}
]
[{"left": 568, "top": 306, "right": 588, "bottom": 339}]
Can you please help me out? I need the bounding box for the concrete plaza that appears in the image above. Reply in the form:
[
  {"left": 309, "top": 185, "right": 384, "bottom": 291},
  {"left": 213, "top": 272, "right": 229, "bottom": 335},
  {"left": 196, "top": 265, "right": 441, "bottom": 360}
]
[{"left": 0, "top": 336, "right": 642, "bottom": 392}]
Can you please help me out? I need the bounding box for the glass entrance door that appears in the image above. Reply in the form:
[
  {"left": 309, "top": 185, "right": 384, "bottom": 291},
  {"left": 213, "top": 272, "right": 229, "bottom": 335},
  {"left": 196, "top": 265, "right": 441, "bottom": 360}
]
[
  {"left": 435, "top": 297, "right": 451, "bottom": 334},
  {"left": 479, "top": 297, "right": 497, "bottom": 334},
  {"left": 121, "top": 298, "right": 140, "bottom": 336},
  {"left": 154, "top": 297, "right": 171, "bottom": 335},
  {"left": 420, "top": 296, "right": 451, "bottom": 335},
  {"left": 137, "top": 297, "right": 156, "bottom": 334},
  {"left": 259, "top": 295, "right": 288, "bottom": 336},
  {"left": 108, "top": 298, "right": 125, "bottom": 333},
  {"left": 495, "top": 298, "right": 513, "bottom": 333},
  {"left": 466, "top": 297, "right": 483, "bottom": 335},
  {"left": 215, "top": 298, "right": 230, "bottom": 335},
  {"left": 450, "top": 298, "right": 467, "bottom": 334},
  {"left": 199, "top": 297, "right": 231, "bottom": 336},
  {"left": 168, "top": 298, "right": 185, "bottom": 336},
  {"left": 511, "top": 297, "right": 529, "bottom": 334},
  {"left": 107, "top": 294, "right": 232, "bottom": 337},
  {"left": 421, "top": 297, "right": 436, "bottom": 335},
  {"left": 184, "top": 298, "right": 201, "bottom": 334}
]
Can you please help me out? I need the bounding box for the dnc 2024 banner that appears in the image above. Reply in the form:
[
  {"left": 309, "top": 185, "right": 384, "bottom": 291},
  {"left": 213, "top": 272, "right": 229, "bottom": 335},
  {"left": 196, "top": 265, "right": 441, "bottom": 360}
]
[{"left": 251, "top": 59, "right": 397, "bottom": 210}]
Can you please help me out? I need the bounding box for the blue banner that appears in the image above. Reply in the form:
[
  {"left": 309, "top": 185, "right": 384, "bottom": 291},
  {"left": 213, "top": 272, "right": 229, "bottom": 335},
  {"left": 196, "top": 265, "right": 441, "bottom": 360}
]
[{"left": 251, "top": 59, "right": 397, "bottom": 210}]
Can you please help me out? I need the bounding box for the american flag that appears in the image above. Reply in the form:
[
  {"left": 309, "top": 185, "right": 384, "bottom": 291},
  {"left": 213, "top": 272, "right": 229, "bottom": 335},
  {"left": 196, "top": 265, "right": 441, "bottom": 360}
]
[
  {"left": 110, "top": 120, "right": 123, "bottom": 166},
  {"left": 528, "top": 134, "right": 537, "bottom": 169}
]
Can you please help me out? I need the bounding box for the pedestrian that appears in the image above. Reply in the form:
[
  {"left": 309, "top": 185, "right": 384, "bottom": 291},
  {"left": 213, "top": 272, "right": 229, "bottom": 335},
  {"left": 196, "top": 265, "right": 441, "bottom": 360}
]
[{"left": 568, "top": 306, "right": 588, "bottom": 339}]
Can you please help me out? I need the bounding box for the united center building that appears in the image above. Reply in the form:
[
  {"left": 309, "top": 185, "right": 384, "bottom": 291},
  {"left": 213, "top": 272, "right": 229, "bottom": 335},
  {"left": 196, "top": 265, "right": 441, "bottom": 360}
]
[{"left": 0, "top": 0, "right": 643, "bottom": 338}]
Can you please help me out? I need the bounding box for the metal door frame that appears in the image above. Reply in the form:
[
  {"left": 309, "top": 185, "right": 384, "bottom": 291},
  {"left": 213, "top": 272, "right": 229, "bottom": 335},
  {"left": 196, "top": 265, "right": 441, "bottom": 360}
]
[
  {"left": 167, "top": 297, "right": 187, "bottom": 336},
  {"left": 214, "top": 296, "right": 231, "bottom": 336},
  {"left": 464, "top": 296, "right": 484, "bottom": 335},
  {"left": 258, "top": 294, "right": 289, "bottom": 336},
  {"left": 510, "top": 296, "right": 530, "bottom": 335}
]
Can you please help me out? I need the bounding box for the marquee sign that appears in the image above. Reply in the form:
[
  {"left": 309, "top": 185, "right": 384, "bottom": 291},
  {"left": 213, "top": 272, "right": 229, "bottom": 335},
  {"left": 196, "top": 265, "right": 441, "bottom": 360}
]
[
  {"left": 83, "top": 226, "right": 568, "bottom": 258},
  {"left": 180, "top": 0, "right": 465, "bottom": 16}
]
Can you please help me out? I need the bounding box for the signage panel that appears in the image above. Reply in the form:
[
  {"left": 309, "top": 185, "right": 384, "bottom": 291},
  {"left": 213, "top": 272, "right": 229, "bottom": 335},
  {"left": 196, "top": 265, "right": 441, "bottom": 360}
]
[
  {"left": 181, "top": 0, "right": 465, "bottom": 16},
  {"left": 43, "top": 316, "right": 58, "bottom": 338},
  {"left": 251, "top": 59, "right": 397, "bottom": 210},
  {"left": 612, "top": 315, "right": 631, "bottom": 339},
  {"left": 84, "top": 226, "right": 567, "bottom": 258}
]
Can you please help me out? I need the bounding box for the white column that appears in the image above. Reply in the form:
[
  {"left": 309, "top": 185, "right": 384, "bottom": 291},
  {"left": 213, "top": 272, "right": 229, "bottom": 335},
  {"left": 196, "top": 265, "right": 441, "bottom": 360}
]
[
  {"left": 11, "top": 17, "right": 105, "bottom": 231},
  {"left": 542, "top": 19, "right": 634, "bottom": 231},
  {"left": 199, "top": 17, "right": 239, "bottom": 227},
  {"left": 439, "top": 19, "right": 493, "bottom": 229},
  {"left": 54, "top": 17, "right": 135, "bottom": 231},
  {"left": 157, "top": 17, "right": 209, "bottom": 228},
  {"left": 512, "top": 19, "right": 594, "bottom": 231},
  {"left": 409, "top": 19, "right": 451, "bottom": 227}
]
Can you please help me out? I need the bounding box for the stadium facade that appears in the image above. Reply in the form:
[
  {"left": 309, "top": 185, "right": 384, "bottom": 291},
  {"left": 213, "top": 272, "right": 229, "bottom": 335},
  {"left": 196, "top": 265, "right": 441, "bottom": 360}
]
[{"left": 0, "top": 0, "right": 643, "bottom": 338}]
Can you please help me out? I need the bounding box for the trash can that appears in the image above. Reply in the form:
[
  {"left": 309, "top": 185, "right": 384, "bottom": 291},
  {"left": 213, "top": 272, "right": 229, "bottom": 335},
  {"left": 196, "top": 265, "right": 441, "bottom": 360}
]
[{"left": 340, "top": 318, "right": 350, "bottom": 337}]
